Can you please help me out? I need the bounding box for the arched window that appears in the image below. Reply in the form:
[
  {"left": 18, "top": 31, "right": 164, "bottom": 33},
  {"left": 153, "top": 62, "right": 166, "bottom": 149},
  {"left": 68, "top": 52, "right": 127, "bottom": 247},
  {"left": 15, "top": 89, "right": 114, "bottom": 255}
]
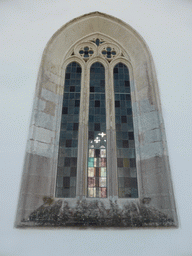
[
  {"left": 87, "top": 62, "right": 107, "bottom": 198},
  {"left": 114, "top": 63, "right": 138, "bottom": 198},
  {"left": 15, "top": 12, "right": 177, "bottom": 228},
  {"left": 56, "top": 62, "right": 82, "bottom": 198}
]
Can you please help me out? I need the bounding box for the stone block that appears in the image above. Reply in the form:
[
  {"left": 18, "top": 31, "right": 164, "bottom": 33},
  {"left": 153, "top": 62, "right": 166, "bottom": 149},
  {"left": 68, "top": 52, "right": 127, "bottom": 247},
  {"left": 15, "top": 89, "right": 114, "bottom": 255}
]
[
  {"left": 34, "top": 111, "right": 56, "bottom": 131},
  {"left": 41, "top": 79, "right": 58, "bottom": 94},
  {"left": 140, "top": 156, "right": 170, "bottom": 196},
  {"left": 28, "top": 140, "right": 54, "bottom": 158},
  {"left": 142, "top": 171, "right": 170, "bottom": 196},
  {"left": 134, "top": 69, "right": 149, "bottom": 91},
  {"left": 151, "top": 195, "right": 172, "bottom": 211},
  {"left": 44, "top": 69, "right": 60, "bottom": 85},
  {"left": 140, "top": 155, "right": 166, "bottom": 174},
  {"left": 44, "top": 101, "right": 56, "bottom": 116},
  {"left": 131, "top": 86, "right": 147, "bottom": 103},
  {"left": 21, "top": 173, "right": 54, "bottom": 196},
  {"left": 144, "top": 128, "right": 162, "bottom": 144},
  {"left": 33, "top": 97, "right": 46, "bottom": 111},
  {"left": 139, "top": 141, "right": 163, "bottom": 159},
  {"left": 23, "top": 153, "right": 52, "bottom": 176},
  {"left": 142, "top": 173, "right": 162, "bottom": 195},
  {"left": 29, "top": 126, "right": 55, "bottom": 144},
  {"left": 139, "top": 110, "right": 159, "bottom": 132},
  {"left": 138, "top": 99, "right": 156, "bottom": 114},
  {"left": 41, "top": 88, "right": 58, "bottom": 104}
]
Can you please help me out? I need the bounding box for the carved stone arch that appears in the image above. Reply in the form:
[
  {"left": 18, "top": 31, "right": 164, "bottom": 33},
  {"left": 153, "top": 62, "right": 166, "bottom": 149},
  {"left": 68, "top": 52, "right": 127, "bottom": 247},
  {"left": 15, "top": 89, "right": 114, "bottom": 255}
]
[{"left": 15, "top": 12, "right": 178, "bottom": 228}]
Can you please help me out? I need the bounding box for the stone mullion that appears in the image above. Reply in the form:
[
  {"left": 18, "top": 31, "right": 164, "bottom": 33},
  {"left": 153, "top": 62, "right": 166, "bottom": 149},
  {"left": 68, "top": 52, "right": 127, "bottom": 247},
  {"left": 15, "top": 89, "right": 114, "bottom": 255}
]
[
  {"left": 106, "top": 64, "right": 118, "bottom": 198},
  {"left": 76, "top": 64, "right": 88, "bottom": 198}
]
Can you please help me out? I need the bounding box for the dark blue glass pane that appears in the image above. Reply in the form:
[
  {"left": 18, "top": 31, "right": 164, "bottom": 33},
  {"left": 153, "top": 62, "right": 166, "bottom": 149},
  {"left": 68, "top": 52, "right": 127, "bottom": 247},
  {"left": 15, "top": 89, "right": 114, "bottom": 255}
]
[
  {"left": 114, "top": 63, "right": 138, "bottom": 198},
  {"left": 96, "top": 39, "right": 100, "bottom": 46},
  {"left": 56, "top": 62, "right": 81, "bottom": 198}
]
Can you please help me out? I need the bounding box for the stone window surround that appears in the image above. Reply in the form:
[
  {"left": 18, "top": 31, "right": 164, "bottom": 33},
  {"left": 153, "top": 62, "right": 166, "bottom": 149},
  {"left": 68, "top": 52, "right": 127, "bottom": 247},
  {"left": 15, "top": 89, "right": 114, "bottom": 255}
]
[{"left": 15, "top": 12, "right": 178, "bottom": 227}]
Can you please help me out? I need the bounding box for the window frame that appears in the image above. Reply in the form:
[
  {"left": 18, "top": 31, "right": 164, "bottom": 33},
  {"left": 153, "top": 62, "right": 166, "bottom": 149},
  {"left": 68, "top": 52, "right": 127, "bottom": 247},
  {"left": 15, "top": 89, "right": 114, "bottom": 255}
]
[{"left": 55, "top": 52, "right": 139, "bottom": 201}]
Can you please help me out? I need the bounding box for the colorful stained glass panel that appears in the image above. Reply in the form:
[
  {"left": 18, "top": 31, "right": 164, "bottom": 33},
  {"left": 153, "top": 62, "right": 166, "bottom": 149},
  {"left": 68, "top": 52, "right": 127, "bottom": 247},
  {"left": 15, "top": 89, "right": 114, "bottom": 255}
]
[{"left": 87, "top": 62, "right": 107, "bottom": 198}]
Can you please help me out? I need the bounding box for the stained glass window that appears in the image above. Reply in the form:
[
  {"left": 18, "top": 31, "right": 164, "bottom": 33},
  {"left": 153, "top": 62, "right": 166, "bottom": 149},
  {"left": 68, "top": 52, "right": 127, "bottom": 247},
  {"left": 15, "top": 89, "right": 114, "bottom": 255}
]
[
  {"left": 55, "top": 62, "right": 82, "bottom": 198},
  {"left": 56, "top": 61, "right": 137, "bottom": 199},
  {"left": 87, "top": 62, "right": 107, "bottom": 198},
  {"left": 114, "top": 63, "right": 138, "bottom": 198}
]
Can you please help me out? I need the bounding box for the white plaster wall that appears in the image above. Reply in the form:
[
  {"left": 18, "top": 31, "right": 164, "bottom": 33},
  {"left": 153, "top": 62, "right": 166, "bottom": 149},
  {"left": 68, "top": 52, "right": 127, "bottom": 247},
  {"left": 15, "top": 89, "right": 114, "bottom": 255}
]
[{"left": 1, "top": 0, "right": 192, "bottom": 255}]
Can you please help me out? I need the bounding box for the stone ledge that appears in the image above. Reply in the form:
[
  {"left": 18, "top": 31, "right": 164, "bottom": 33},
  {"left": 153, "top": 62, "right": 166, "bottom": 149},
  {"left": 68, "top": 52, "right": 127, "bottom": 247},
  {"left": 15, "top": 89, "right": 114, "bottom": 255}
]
[{"left": 18, "top": 198, "right": 176, "bottom": 228}]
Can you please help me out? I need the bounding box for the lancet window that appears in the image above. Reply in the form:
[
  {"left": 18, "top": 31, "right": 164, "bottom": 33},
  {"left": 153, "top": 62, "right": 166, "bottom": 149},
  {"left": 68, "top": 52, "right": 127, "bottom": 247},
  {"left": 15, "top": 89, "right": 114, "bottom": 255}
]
[
  {"left": 55, "top": 37, "right": 138, "bottom": 199},
  {"left": 87, "top": 62, "right": 107, "bottom": 198},
  {"left": 56, "top": 62, "right": 82, "bottom": 198}
]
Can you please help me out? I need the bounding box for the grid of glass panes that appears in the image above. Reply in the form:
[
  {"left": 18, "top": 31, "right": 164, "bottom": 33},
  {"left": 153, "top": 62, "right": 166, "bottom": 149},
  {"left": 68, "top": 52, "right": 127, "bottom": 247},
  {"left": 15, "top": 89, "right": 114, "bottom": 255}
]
[
  {"left": 87, "top": 62, "right": 107, "bottom": 198},
  {"left": 56, "top": 62, "right": 81, "bottom": 198},
  {"left": 114, "top": 63, "right": 138, "bottom": 198}
]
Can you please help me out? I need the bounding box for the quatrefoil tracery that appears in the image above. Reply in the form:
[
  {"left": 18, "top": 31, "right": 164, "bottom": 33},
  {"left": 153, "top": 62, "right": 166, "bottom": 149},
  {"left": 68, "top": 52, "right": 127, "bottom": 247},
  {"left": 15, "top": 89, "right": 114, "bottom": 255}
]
[
  {"left": 73, "top": 38, "right": 121, "bottom": 62},
  {"left": 79, "top": 46, "right": 94, "bottom": 58},
  {"left": 102, "top": 47, "right": 116, "bottom": 59}
]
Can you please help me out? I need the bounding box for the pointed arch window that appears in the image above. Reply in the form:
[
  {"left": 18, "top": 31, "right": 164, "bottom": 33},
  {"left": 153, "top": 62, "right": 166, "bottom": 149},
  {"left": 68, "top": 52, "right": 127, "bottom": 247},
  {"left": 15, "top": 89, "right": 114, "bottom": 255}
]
[
  {"left": 114, "top": 63, "right": 138, "bottom": 198},
  {"left": 56, "top": 62, "right": 82, "bottom": 198},
  {"left": 55, "top": 56, "right": 139, "bottom": 199},
  {"left": 87, "top": 62, "right": 107, "bottom": 198},
  {"left": 16, "top": 13, "right": 177, "bottom": 228}
]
